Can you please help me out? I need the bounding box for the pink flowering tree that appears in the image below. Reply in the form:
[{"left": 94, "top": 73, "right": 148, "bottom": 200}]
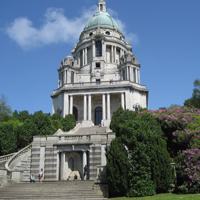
[
  {"left": 177, "top": 149, "right": 200, "bottom": 193},
  {"left": 139, "top": 106, "right": 200, "bottom": 193}
]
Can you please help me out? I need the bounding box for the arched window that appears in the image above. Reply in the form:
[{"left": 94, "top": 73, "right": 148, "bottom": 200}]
[{"left": 96, "top": 41, "right": 102, "bottom": 57}]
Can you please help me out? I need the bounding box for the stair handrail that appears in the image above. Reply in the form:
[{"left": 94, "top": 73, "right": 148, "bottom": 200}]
[
  {"left": 5, "top": 144, "right": 32, "bottom": 172},
  {"left": 0, "top": 152, "right": 16, "bottom": 163}
]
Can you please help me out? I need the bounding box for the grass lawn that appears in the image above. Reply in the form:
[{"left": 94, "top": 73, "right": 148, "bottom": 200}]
[{"left": 109, "top": 193, "right": 200, "bottom": 200}]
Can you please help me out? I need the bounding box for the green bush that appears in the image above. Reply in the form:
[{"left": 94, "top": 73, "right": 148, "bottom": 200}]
[
  {"left": 106, "top": 137, "right": 130, "bottom": 197},
  {"left": 107, "top": 108, "right": 172, "bottom": 197}
]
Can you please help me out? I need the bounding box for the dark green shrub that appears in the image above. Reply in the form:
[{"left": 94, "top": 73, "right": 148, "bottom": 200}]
[{"left": 106, "top": 137, "right": 130, "bottom": 197}]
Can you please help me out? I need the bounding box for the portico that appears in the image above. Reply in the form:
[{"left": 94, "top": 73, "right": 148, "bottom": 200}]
[
  {"left": 57, "top": 144, "right": 89, "bottom": 180},
  {"left": 59, "top": 90, "right": 127, "bottom": 127}
]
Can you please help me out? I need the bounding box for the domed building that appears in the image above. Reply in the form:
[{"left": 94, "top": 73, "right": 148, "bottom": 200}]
[
  {"left": 2, "top": 1, "right": 148, "bottom": 197},
  {"left": 51, "top": 0, "right": 148, "bottom": 126}
]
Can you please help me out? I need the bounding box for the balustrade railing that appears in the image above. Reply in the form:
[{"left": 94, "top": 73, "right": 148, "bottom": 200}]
[
  {"left": 5, "top": 144, "right": 32, "bottom": 172},
  {"left": 0, "top": 153, "right": 16, "bottom": 163},
  {"left": 53, "top": 80, "right": 146, "bottom": 94}
]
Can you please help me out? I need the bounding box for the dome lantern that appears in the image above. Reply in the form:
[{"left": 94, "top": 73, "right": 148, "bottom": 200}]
[
  {"left": 84, "top": 1, "right": 121, "bottom": 32},
  {"left": 97, "top": 0, "right": 106, "bottom": 13}
]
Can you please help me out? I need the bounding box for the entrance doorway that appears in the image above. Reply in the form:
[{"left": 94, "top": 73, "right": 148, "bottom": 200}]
[
  {"left": 73, "top": 106, "right": 78, "bottom": 121},
  {"left": 95, "top": 107, "right": 102, "bottom": 125}
]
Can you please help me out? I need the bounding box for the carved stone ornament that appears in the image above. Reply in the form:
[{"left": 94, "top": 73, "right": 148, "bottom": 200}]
[{"left": 92, "top": 70, "right": 105, "bottom": 79}]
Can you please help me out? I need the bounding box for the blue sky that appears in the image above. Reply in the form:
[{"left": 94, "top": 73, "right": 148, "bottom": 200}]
[{"left": 0, "top": 0, "right": 200, "bottom": 114}]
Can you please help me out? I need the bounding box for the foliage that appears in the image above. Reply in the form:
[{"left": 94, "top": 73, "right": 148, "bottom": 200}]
[
  {"left": 0, "top": 109, "right": 76, "bottom": 156},
  {"left": 142, "top": 106, "right": 200, "bottom": 193},
  {"left": 61, "top": 114, "right": 76, "bottom": 131},
  {"left": 107, "top": 108, "right": 172, "bottom": 197},
  {"left": 106, "top": 137, "right": 130, "bottom": 197},
  {"left": 17, "top": 118, "right": 38, "bottom": 149},
  {"left": 110, "top": 107, "right": 137, "bottom": 137},
  {"left": 0, "top": 94, "right": 12, "bottom": 122},
  {"left": 0, "top": 121, "right": 18, "bottom": 155},
  {"left": 176, "top": 149, "right": 200, "bottom": 194},
  {"left": 13, "top": 110, "right": 30, "bottom": 122},
  {"left": 184, "top": 79, "right": 200, "bottom": 109},
  {"left": 52, "top": 113, "right": 63, "bottom": 120},
  {"left": 30, "top": 111, "right": 56, "bottom": 136}
]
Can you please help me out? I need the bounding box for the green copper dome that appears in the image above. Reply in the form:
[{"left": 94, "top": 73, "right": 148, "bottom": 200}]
[{"left": 84, "top": 12, "right": 121, "bottom": 32}]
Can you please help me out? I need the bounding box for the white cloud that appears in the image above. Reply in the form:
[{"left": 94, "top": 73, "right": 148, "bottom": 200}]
[{"left": 6, "top": 6, "right": 138, "bottom": 50}]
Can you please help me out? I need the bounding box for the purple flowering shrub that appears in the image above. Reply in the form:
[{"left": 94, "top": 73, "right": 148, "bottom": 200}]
[
  {"left": 177, "top": 149, "right": 200, "bottom": 193},
  {"left": 139, "top": 107, "right": 200, "bottom": 193}
]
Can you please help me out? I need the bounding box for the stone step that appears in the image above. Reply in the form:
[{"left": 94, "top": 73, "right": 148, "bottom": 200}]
[{"left": 0, "top": 181, "right": 107, "bottom": 199}]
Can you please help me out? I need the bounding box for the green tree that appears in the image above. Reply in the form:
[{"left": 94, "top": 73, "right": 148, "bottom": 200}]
[
  {"left": 61, "top": 114, "right": 76, "bottom": 131},
  {"left": 184, "top": 79, "right": 200, "bottom": 108},
  {"left": 107, "top": 108, "right": 172, "bottom": 197},
  {"left": 30, "top": 111, "right": 56, "bottom": 136},
  {"left": 0, "top": 94, "right": 12, "bottom": 122},
  {"left": 17, "top": 118, "right": 37, "bottom": 149},
  {"left": 51, "top": 113, "right": 62, "bottom": 121},
  {"left": 0, "top": 121, "right": 18, "bottom": 155},
  {"left": 110, "top": 107, "right": 137, "bottom": 137},
  {"left": 106, "top": 137, "right": 130, "bottom": 197}
]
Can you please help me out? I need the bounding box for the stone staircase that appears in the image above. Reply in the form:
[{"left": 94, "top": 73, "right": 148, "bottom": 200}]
[
  {"left": 11, "top": 150, "right": 31, "bottom": 182},
  {"left": 0, "top": 180, "right": 107, "bottom": 200},
  {"left": 75, "top": 126, "right": 107, "bottom": 135}
]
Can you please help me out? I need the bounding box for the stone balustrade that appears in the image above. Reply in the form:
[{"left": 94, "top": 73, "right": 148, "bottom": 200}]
[
  {"left": 52, "top": 80, "right": 147, "bottom": 95},
  {"left": 5, "top": 144, "right": 32, "bottom": 172},
  {"left": 0, "top": 153, "right": 16, "bottom": 163}
]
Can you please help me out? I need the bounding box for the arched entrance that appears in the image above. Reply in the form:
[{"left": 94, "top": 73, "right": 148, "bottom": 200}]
[
  {"left": 95, "top": 107, "right": 102, "bottom": 125},
  {"left": 68, "top": 157, "right": 74, "bottom": 171},
  {"left": 73, "top": 106, "right": 78, "bottom": 121}
]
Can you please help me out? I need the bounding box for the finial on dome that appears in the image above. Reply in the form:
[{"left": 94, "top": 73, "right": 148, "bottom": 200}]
[{"left": 97, "top": 0, "right": 106, "bottom": 12}]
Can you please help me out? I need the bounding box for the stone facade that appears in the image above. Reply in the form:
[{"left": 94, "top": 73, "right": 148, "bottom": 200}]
[{"left": 31, "top": 0, "right": 149, "bottom": 184}]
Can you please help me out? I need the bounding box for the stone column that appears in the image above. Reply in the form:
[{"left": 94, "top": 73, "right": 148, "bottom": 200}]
[
  {"left": 136, "top": 69, "right": 138, "bottom": 83},
  {"left": 121, "top": 92, "right": 125, "bottom": 109},
  {"left": 63, "top": 93, "right": 69, "bottom": 117},
  {"left": 126, "top": 67, "right": 129, "bottom": 81},
  {"left": 138, "top": 69, "right": 140, "bottom": 84},
  {"left": 56, "top": 153, "right": 60, "bottom": 180},
  {"left": 61, "top": 152, "right": 65, "bottom": 180},
  {"left": 85, "top": 48, "right": 87, "bottom": 65},
  {"left": 83, "top": 151, "right": 87, "bottom": 171},
  {"left": 78, "top": 52, "right": 80, "bottom": 66},
  {"left": 82, "top": 49, "right": 85, "bottom": 66},
  {"left": 107, "top": 93, "right": 110, "bottom": 120},
  {"left": 67, "top": 70, "right": 71, "bottom": 84},
  {"left": 102, "top": 39, "right": 105, "bottom": 60},
  {"left": 120, "top": 48, "right": 122, "bottom": 58},
  {"left": 121, "top": 69, "right": 123, "bottom": 80},
  {"left": 63, "top": 70, "right": 66, "bottom": 85},
  {"left": 88, "top": 94, "right": 91, "bottom": 121},
  {"left": 102, "top": 93, "right": 106, "bottom": 120},
  {"left": 65, "top": 71, "right": 68, "bottom": 84},
  {"left": 69, "top": 95, "right": 73, "bottom": 114},
  {"left": 92, "top": 40, "right": 95, "bottom": 59},
  {"left": 114, "top": 46, "right": 116, "bottom": 63},
  {"left": 83, "top": 95, "right": 87, "bottom": 120},
  {"left": 111, "top": 46, "right": 114, "bottom": 63}
]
